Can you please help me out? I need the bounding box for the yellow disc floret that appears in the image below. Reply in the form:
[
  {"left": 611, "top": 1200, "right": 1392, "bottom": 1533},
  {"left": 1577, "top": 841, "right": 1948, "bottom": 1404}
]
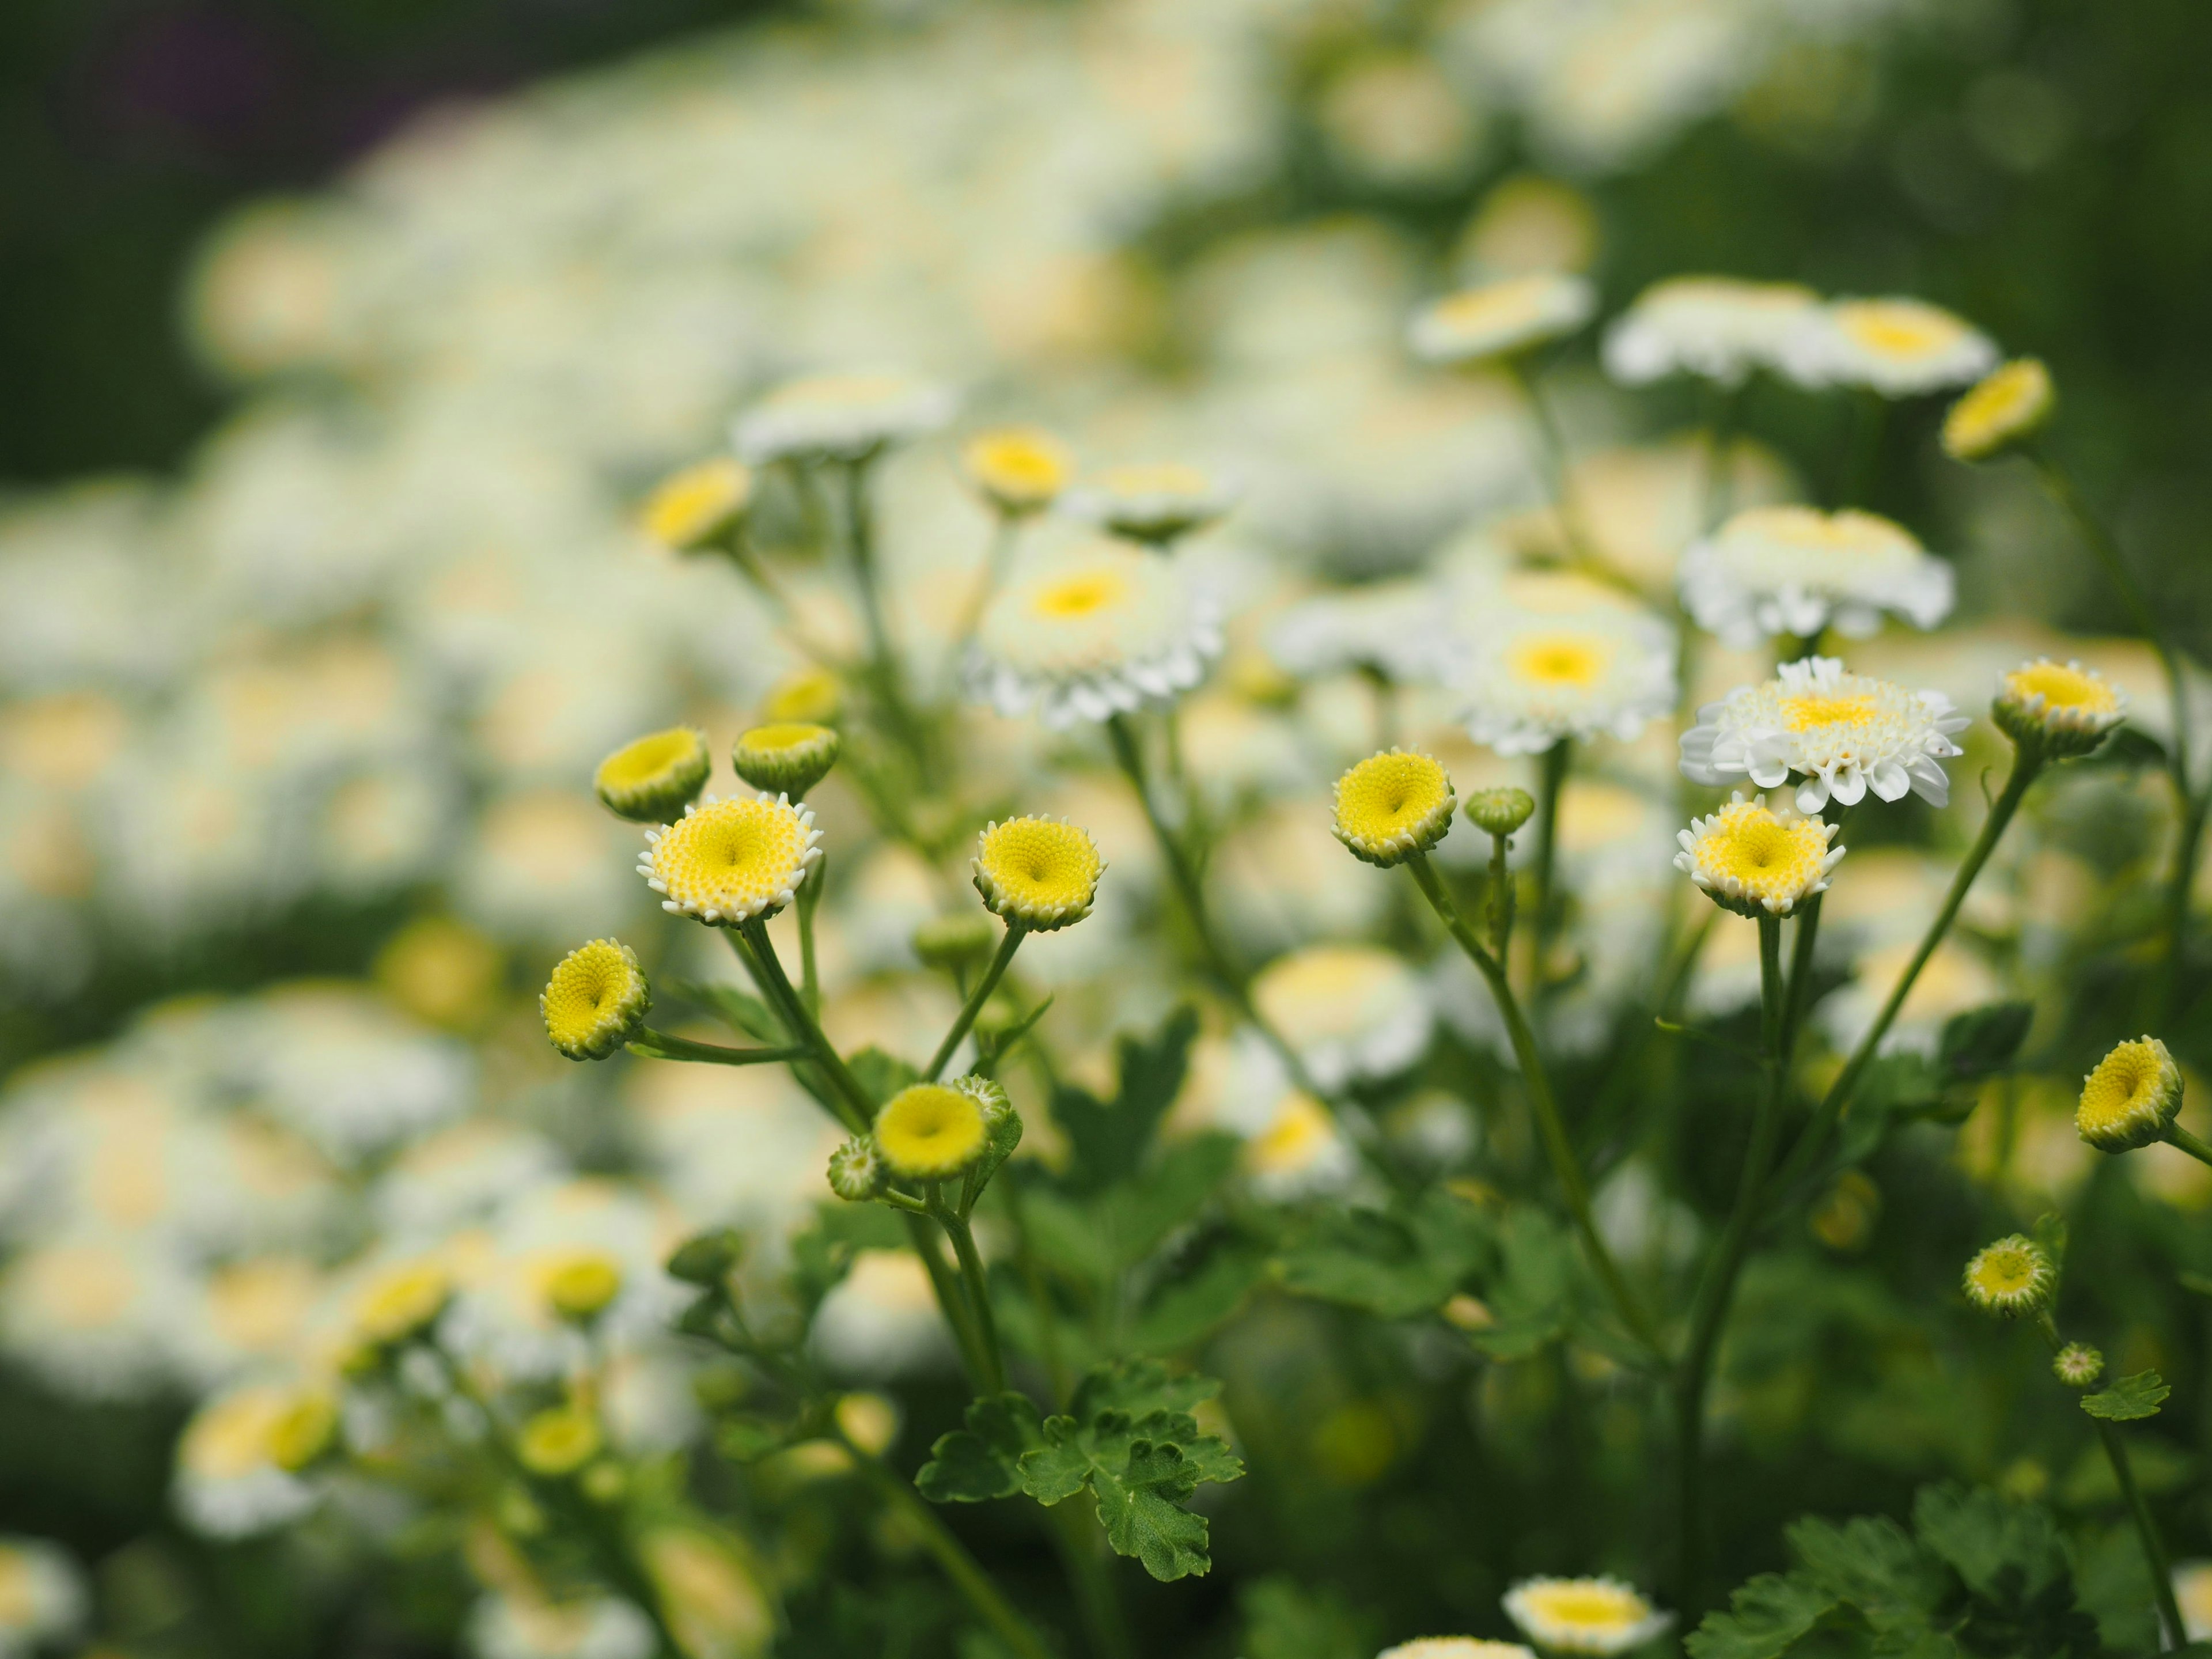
[
  {"left": 730, "top": 722, "right": 841, "bottom": 798},
  {"left": 1675, "top": 794, "right": 1842, "bottom": 918},
  {"left": 1942, "top": 358, "right": 2055, "bottom": 461},
  {"left": 874, "top": 1084, "right": 990, "bottom": 1180},
  {"left": 972, "top": 816, "right": 1103, "bottom": 931},
  {"left": 266, "top": 1388, "right": 342, "bottom": 1472},
  {"left": 541, "top": 938, "right": 652, "bottom": 1061},
  {"left": 351, "top": 1259, "right": 452, "bottom": 1349},
  {"left": 1502, "top": 1577, "right": 1672, "bottom": 1656},
  {"left": 540, "top": 1248, "right": 626, "bottom": 1321},
  {"left": 760, "top": 667, "right": 843, "bottom": 726},
  {"left": 1962, "top": 1234, "right": 2055, "bottom": 1318},
  {"left": 963, "top": 425, "right": 1073, "bottom": 515},
  {"left": 1994, "top": 658, "right": 2125, "bottom": 760},
  {"left": 2077, "top": 1036, "right": 2183, "bottom": 1152},
  {"left": 1332, "top": 750, "right": 1456, "bottom": 867},
  {"left": 517, "top": 1407, "right": 603, "bottom": 1477},
  {"left": 639, "top": 457, "right": 753, "bottom": 552},
  {"left": 594, "top": 726, "right": 713, "bottom": 824},
  {"left": 641, "top": 794, "right": 822, "bottom": 926}
]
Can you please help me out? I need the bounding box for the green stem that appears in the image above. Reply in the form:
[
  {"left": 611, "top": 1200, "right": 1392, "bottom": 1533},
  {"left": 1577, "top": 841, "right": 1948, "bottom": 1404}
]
[
  {"left": 2097, "top": 1420, "right": 2185, "bottom": 1650},
  {"left": 1531, "top": 738, "right": 1571, "bottom": 993},
  {"left": 2033, "top": 452, "right": 2199, "bottom": 1024},
  {"left": 953, "top": 513, "right": 1024, "bottom": 661},
  {"left": 1050, "top": 1502, "right": 1137, "bottom": 1659},
  {"left": 1487, "top": 829, "right": 1516, "bottom": 958},
  {"left": 931, "top": 1200, "right": 1007, "bottom": 1394},
  {"left": 1406, "top": 851, "right": 1659, "bottom": 1355},
  {"left": 1508, "top": 359, "right": 1603, "bottom": 580},
  {"left": 1765, "top": 751, "right": 2044, "bottom": 1203},
  {"left": 2162, "top": 1124, "right": 2212, "bottom": 1168},
  {"left": 928, "top": 926, "right": 1025, "bottom": 1081},
  {"left": 848, "top": 1448, "right": 1056, "bottom": 1659},
  {"left": 798, "top": 851, "right": 826, "bottom": 1017},
  {"left": 905, "top": 1209, "right": 993, "bottom": 1388},
  {"left": 1106, "top": 713, "right": 1237, "bottom": 986},
  {"left": 625, "top": 1031, "right": 810, "bottom": 1067},
  {"left": 735, "top": 919, "right": 874, "bottom": 1134},
  {"left": 840, "top": 458, "right": 930, "bottom": 767},
  {"left": 1675, "top": 914, "right": 1790, "bottom": 1616},
  {"left": 1701, "top": 382, "right": 1743, "bottom": 535},
  {"left": 998, "top": 1172, "right": 1072, "bottom": 1406}
]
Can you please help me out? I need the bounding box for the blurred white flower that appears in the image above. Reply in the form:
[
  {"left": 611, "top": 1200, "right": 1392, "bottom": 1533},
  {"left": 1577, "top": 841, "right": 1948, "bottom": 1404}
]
[{"left": 1679, "top": 506, "right": 1954, "bottom": 649}]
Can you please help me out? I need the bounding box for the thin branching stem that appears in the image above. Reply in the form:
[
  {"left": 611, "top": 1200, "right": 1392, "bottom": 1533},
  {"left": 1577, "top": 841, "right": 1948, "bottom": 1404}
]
[{"left": 928, "top": 926, "right": 1025, "bottom": 1081}]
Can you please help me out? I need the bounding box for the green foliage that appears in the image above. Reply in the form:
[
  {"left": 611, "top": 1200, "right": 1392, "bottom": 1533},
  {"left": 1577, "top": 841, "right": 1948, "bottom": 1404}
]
[
  {"left": 664, "top": 976, "right": 782, "bottom": 1043},
  {"left": 1050, "top": 1006, "right": 1199, "bottom": 1192},
  {"left": 2080, "top": 1372, "right": 2168, "bottom": 1422},
  {"left": 916, "top": 1359, "right": 1243, "bottom": 1582},
  {"left": 1273, "top": 1188, "right": 1491, "bottom": 1321},
  {"left": 846, "top": 1046, "right": 921, "bottom": 1108},
  {"left": 1691, "top": 1486, "right": 2106, "bottom": 1659},
  {"left": 1937, "top": 1003, "right": 2036, "bottom": 1081},
  {"left": 1237, "top": 1576, "right": 1376, "bottom": 1659},
  {"left": 788, "top": 1200, "right": 910, "bottom": 1312}
]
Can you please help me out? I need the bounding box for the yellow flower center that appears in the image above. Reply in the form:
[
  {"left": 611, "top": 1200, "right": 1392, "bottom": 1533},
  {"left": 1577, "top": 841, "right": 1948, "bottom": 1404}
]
[
  {"left": 1432, "top": 278, "right": 1548, "bottom": 339},
  {"left": 965, "top": 427, "right": 1072, "bottom": 505},
  {"left": 1950, "top": 360, "right": 2047, "bottom": 438},
  {"left": 976, "top": 818, "right": 1103, "bottom": 913},
  {"left": 761, "top": 667, "right": 842, "bottom": 725},
  {"left": 353, "top": 1259, "right": 451, "bottom": 1345},
  {"left": 1969, "top": 1246, "right": 2039, "bottom": 1299},
  {"left": 1097, "top": 461, "right": 1210, "bottom": 498},
  {"left": 641, "top": 458, "right": 750, "bottom": 548},
  {"left": 1519, "top": 1581, "right": 1650, "bottom": 1634},
  {"left": 539, "top": 1249, "right": 625, "bottom": 1320},
  {"left": 2081, "top": 1041, "right": 2162, "bottom": 1133},
  {"left": 1689, "top": 799, "right": 1834, "bottom": 907},
  {"left": 650, "top": 797, "right": 813, "bottom": 920},
  {"left": 183, "top": 1385, "right": 291, "bottom": 1480},
  {"left": 1509, "top": 634, "right": 1610, "bottom": 690},
  {"left": 2006, "top": 661, "right": 2116, "bottom": 714},
  {"left": 1334, "top": 752, "right": 1451, "bottom": 850},
  {"left": 542, "top": 942, "right": 639, "bottom": 1049},
  {"left": 1837, "top": 301, "right": 1961, "bottom": 360},
  {"left": 875, "top": 1084, "right": 988, "bottom": 1179},
  {"left": 1780, "top": 692, "right": 1880, "bottom": 733},
  {"left": 740, "top": 722, "right": 828, "bottom": 754},
  {"left": 517, "top": 1407, "right": 603, "bottom": 1476},
  {"left": 599, "top": 728, "right": 704, "bottom": 792},
  {"left": 1031, "top": 568, "right": 1130, "bottom": 620}
]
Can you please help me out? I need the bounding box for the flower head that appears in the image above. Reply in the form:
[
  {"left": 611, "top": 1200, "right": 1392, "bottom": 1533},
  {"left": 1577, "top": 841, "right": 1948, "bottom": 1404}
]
[
  {"left": 1381, "top": 1642, "right": 1537, "bottom": 1659},
  {"left": 540, "top": 938, "right": 652, "bottom": 1061},
  {"left": 1679, "top": 506, "right": 1954, "bottom": 649},
  {"left": 0, "top": 1539, "right": 86, "bottom": 1654},
  {"left": 541, "top": 1248, "right": 624, "bottom": 1321},
  {"left": 1251, "top": 945, "right": 1433, "bottom": 1091},
  {"left": 1058, "top": 463, "right": 1236, "bottom": 546},
  {"left": 351, "top": 1259, "right": 451, "bottom": 1349},
  {"left": 972, "top": 816, "right": 1103, "bottom": 931},
  {"left": 968, "top": 542, "right": 1221, "bottom": 727},
  {"left": 874, "top": 1084, "right": 988, "bottom": 1180},
  {"left": 760, "top": 667, "right": 843, "bottom": 726},
  {"left": 963, "top": 426, "right": 1073, "bottom": 516},
  {"left": 594, "top": 726, "right": 713, "bottom": 824},
  {"left": 641, "top": 794, "right": 821, "bottom": 926},
  {"left": 1332, "top": 750, "right": 1456, "bottom": 867},
  {"left": 730, "top": 722, "right": 840, "bottom": 798},
  {"left": 827, "top": 1136, "right": 890, "bottom": 1202},
  {"left": 1408, "top": 274, "right": 1596, "bottom": 365},
  {"left": 1993, "top": 659, "right": 2125, "bottom": 760},
  {"left": 1942, "top": 358, "right": 2055, "bottom": 461},
  {"left": 1502, "top": 1577, "right": 1672, "bottom": 1655},
  {"left": 2077, "top": 1036, "right": 2183, "bottom": 1152},
  {"left": 639, "top": 457, "right": 752, "bottom": 552},
  {"left": 1680, "top": 656, "right": 1969, "bottom": 814},
  {"left": 1267, "top": 579, "right": 1450, "bottom": 683},
  {"left": 1601, "top": 276, "right": 1820, "bottom": 387},
  {"left": 1457, "top": 601, "right": 1677, "bottom": 757},
  {"left": 266, "top": 1389, "right": 342, "bottom": 1472},
  {"left": 517, "top": 1406, "right": 603, "bottom": 1477},
  {"left": 732, "top": 371, "right": 955, "bottom": 465},
  {"left": 1781, "top": 297, "right": 1998, "bottom": 396},
  {"left": 912, "top": 911, "right": 999, "bottom": 972},
  {"left": 1675, "top": 794, "right": 1843, "bottom": 918},
  {"left": 1962, "top": 1234, "right": 2055, "bottom": 1318},
  {"left": 2054, "top": 1342, "right": 2104, "bottom": 1389}
]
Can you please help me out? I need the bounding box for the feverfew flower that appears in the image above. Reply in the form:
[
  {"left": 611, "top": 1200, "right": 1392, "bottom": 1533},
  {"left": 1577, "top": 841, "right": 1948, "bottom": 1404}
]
[
  {"left": 594, "top": 727, "right": 713, "bottom": 824},
  {"left": 1251, "top": 945, "right": 1433, "bottom": 1090},
  {"left": 1332, "top": 750, "right": 1457, "bottom": 868},
  {"left": 1408, "top": 274, "right": 1596, "bottom": 365},
  {"left": 1993, "top": 659, "right": 2126, "bottom": 760},
  {"left": 1601, "top": 276, "right": 1820, "bottom": 387},
  {"left": 729, "top": 722, "right": 840, "bottom": 799},
  {"left": 1962, "top": 1234, "right": 2054, "bottom": 1319},
  {"left": 874, "top": 1085, "right": 988, "bottom": 1181},
  {"left": 1242, "top": 1092, "right": 1359, "bottom": 1201},
  {"left": 0, "top": 1537, "right": 86, "bottom": 1655},
  {"left": 731, "top": 372, "right": 955, "bottom": 465},
  {"left": 972, "top": 816, "right": 1103, "bottom": 931},
  {"left": 173, "top": 1382, "right": 320, "bottom": 1538},
  {"left": 1942, "top": 359, "right": 2055, "bottom": 462},
  {"left": 1381, "top": 1643, "right": 1536, "bottom": 1659},
  {"left": 540, "top": 939, "right": 650, "bottom": 1062},
  {"left": 1058, "top": 463, "right": 1237, "bottom": 546},
  {"left": 2053, "top": 1343, "right": 2104, "bottom": 1389},
  {"left": 638, "top": 458, "right": 751, "bottom": 554},
  {"left": 967, "top": 543, "right": 1221, "bottom": 728},
  {"left": 1678, "top": 506, "right": 1954, "bottom": 649},
  {"left": 1675, "top": 794, "right": 1843, "bottom": 918},
  {"left": 1267, "top": 579, "right": 1452, "bottom": 683},
  {"left": 1781, "top": 297, "right": 1998, "bottom": 396},
  {"left": 1457, "top": 603, "right": 1676, "bottom": 756},
  {"left": 467, "top": 1592, "right": 656, "bottom": 1659},
  {"left": 2076, "top": 1036, "right": 2183, "bottom": 1153},
  {"left": 1680, "top": 656, "right": 1968, "bottom": 814},
  {"left": 1502, "top": 1577, "right": 1672, "bottom": 1655},
  {"left": 963, "top": 426, "right": 1074, "bottom": 517},
  {"left": 640, "top": 794, "right": 821, "bottom": 926}
]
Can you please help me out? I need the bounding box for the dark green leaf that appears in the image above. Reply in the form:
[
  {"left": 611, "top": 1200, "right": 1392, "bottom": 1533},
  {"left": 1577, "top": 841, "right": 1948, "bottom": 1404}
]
[
  {"left": 1471, "top": 1207, "right": 1575, "bottom": 1361},
  {"left": 1276, "top": 1204, "right": 1484, "bottom": 1321},
  {"left": 1129, "top": 1242, "right": 1268, "bottom": 1354},
  {"left": 1786, "top": 1514, "right": 1946, "bottom": 1630},
  {"left": 1089, "top": 1437, "right": 1213, "bottom": 1581},
  {"left": 2081, "top": 1370, "right": 2168, "bottom": 1422},
  {"left": 1912, "top": 1483, "right": 2070, "bottom": 1604},
  {"left": 916, "top": 1393, "right": 1046, "bottom": 1503},
  {"left": 1238, "top": 1576, "right": 1376, "bottom": 1659},
  {"left": 846, "top": 1046, "right": 920, "bottom": 1108},
  {"left": 1938, "top": 1001, "right": 2035, "bottom": 1079},
  {"left": 1052, "top": 1007, "right": 1199, "bottom": 1193},
  {"left": 1100, "top": 1133, "right": 1240, "bottom": 1267},
  {"left": 1017, "top": 1416, "right": 1094, "bottom": 1506},
  {"left": 1069, "top": 1357, "right": 1218, "bottom": 1420},
  {"left": 1684, "top": 1572, "right": 1840, "bottom": 1659}
]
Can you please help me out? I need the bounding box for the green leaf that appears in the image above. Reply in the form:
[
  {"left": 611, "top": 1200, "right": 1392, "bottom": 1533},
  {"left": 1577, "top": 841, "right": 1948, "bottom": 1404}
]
[
  {"left": 1276, "top": 1198, "right": 1490, "bottom": 1321},
  {"left": 662, "top": 977, "right": 782, "bottom": 1043},
  {"left": 2081, "top": 1369, "right": 2168, "bottom": 1421},
  {"left": 1238, "top": 1576, "right": 1376, "bottom": 1659},
  {"left": 1128, "top": 1242, "right": 1267, "bottom": 1354},
  {"left": 1685, "top": 1573, "right": 1840, "bottom": 1659},
  {"left": 1938, "top": 1001, "right": 2035, "bottom": 1079},
  {"left": 1052, "top": 1007, "right": 1199, "bottom": 1193},
  {"left": 1101, "top": 1133, "right": 1240, "bottom": 1267},
  {"left": 1912, "top": 1483, "right": 2070, "bottom": 1604},
  {"left": 916, "top": 1393, "right": 1046, "bottom": 1503},
  {"left": 789, "top": 1202, "right": 908, "bottom": 1312},
  {"left": 2176, "top": 1270, "right": 2212, "bottom": 1298},
  {"left": 1785, "top": 1514, "right": 1946, "bottom": 1631},
  {"left": 1089, "top": 1437, "right": 1213, "bottom": 1582},
  {"left": 1069, "top": 1356, "right": 1219, "bottom": 1420},
  {"left": 1470, "top": 1207, "right": 1575, "bottom": 1361},
  {"left": 846, "top": 1046, "right": 920, "bottom": 1108}
]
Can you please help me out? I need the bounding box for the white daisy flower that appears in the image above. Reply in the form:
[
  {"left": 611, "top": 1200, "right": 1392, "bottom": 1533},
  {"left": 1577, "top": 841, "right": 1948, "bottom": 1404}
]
[
  {"left": 1241, "top": 1092, "right": 1361, "bottom": 1201},
  {"left": 1780, "top": 297, "right": 1998, "bottom": 396},
  {"left": 173, "top": 1381, "right": 321, "bottom": 1539},
  {"left": 1502, "top": 1577, "right": 1672, "bottom": 1656},
  {"left": 730, "top": 371, "right": 956, "bottom": 465},
  {"left": 967, "top": 541, "right": 1222, "bottom": 728},
  {"left": 1250, "top": 944, "right": 1434, "bottom": 1091},
  {"left": 1266, "top": 579, "right": 1452, "bottom": 683},
  {"left": 812, "top": 1248, "right": 957, "bottom": 1378},
  {"left": 1408, "top": 273, "right": 1597, "bottom": 365},
  {"left": 1455, "top": 582, "right": 1677, "bottom": 756},
  {"left": 467, "top": 1593, "right": 657, "bottom": 1659},
  {"left": 1057, "top": 463, "right": 1238, "bottom": 546},
  {"left": 1679, "top": 505, "right": 1955, "bottom": 649},
  {"left": 1680, "top": 656, "right": 1969, "bottom": 813},
  {"left": 1601, "top": 276, "right": 1821, "bottom": 387},
  {"left": 639, "top": 793, "right": 823, "bottom": 927},
  {"left": 0, "top": 1229, "right": 199, "bottom": 1399},
  {"left": 0, "top": 1537, "right": 86, "bottom": 1657}
]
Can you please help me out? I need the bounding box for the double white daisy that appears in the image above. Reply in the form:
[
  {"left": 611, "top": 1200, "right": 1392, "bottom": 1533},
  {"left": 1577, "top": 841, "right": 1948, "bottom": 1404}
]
[
  {"left": 1601, "top": 276, "right": 1820, "bottom": 387},
  {"left": 1779, "top": 297, "right": 1998, "bottom": 397},
  {"left": 1453, "top": 577, "right": 1676, "bottom": 756},
  {"left": 966, "top": 541, "right": 1222, "bottom": 728},
  {"left": 1680, "top": 655, "right": 1969, "bottom": 813},
  {"left": 731, "top": 371, "right": 956, "bottom": 465},
  {"left": 1678, "top": 505, "right": 1954, "bottom": 649}
]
